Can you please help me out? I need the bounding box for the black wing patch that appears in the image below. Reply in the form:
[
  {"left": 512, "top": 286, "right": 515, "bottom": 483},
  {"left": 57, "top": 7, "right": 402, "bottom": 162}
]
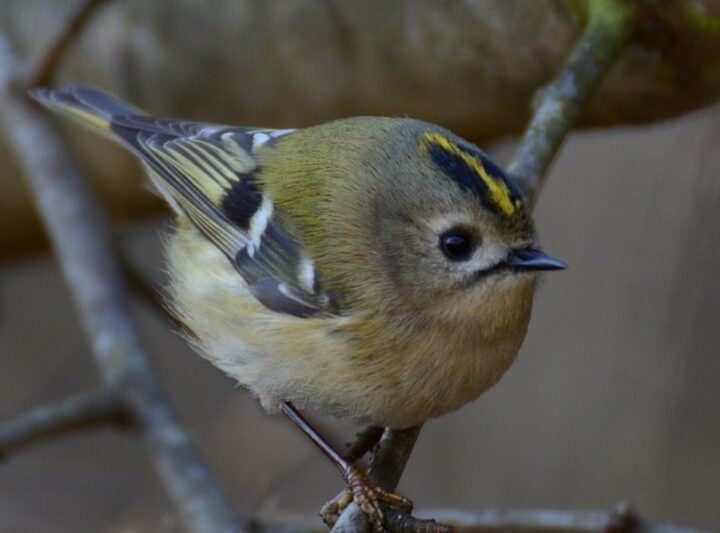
[{"left": 221, "top": 172, "right": 263, "bottom": 230}]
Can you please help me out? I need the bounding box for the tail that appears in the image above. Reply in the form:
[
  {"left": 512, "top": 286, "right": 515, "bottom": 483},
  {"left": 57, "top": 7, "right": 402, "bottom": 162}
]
[{"left": 29, "top": 84, "right": 146, "bottom": 136}]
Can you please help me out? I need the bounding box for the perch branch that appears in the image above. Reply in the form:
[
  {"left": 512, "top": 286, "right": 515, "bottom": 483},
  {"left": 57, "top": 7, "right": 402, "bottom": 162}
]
[
  {"left": 0, "top": 31, "right": 246, "bottom": 533},
  {"left": 367, "top": 426, "right": 422, "bottom": 491},
  {"left": 345, "top": 426, "right": 384, "bottom": 463},
  {"left": 269, "top": 505, "right": 708, "bottom": 533},
  {"left": 0, "top": 388, "right": 129, "bottom": 460},
  {"left": 507, "top": 0, "right": 635, "bottom": 204},
  {"left": 413, "top": 506, "right": 709, "bottom": 533},
  {"left": 28, "top": 0, "right": 112, "bottom": 88},
  {"left": 25, "top": 0, "right": 179, "bottom": 328},
  {"left": 331, "top": 426, "right": 452, "bottom": 533}
]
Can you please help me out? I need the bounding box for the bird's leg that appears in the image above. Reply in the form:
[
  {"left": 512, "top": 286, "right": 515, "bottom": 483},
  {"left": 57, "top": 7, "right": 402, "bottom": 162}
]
[{"left": 280, "top": 402, "right": 412, "bottom": 531}]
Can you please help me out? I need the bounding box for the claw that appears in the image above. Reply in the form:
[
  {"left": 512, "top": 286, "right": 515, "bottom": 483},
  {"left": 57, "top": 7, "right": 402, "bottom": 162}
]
[
  {"left": 279, "top": 404, "right": 414, "bottom": 531},
  {"left": 321, "top": 464, "right": 413, "bottom": 531}
]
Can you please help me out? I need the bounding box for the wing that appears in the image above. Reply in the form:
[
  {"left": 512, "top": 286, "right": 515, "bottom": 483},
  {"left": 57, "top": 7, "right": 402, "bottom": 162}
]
[{"left": 30, "top": 85, "right": 332, "bottom": 318}]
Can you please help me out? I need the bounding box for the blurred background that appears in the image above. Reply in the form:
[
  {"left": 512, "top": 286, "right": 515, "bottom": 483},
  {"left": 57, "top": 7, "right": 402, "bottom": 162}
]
[{"left": 1, "top": 1, "right": 719, "bottom": 532}]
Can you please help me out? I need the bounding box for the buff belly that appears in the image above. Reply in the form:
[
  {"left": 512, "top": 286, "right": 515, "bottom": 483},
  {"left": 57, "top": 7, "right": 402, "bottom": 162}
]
[{"left": 166, "top": 226, "right": 535, "bottom": 428}]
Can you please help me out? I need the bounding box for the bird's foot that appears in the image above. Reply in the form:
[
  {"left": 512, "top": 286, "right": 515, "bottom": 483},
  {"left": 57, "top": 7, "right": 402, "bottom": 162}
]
[{"left": 320, "top": 464, "right": 413, "bottom": 531}]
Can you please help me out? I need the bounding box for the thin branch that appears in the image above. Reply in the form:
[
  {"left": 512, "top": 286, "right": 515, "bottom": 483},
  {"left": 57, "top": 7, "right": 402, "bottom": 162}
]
[
  {"left": 367, "top": 426, "right": 422, "bottom": 491},
  {"left": 265, "top": 505, "right": 709, "bottom": 533},
  {"left": 332, "top": 426, "right": 439, "bottom": 533},
  {"left": 371, "top": 427, "right": 452, "bottom": 533},
  {"left": 0, "top": 388, "right": 129, "bottom": 460},
  {"left": 27, "top": 0, "right": 111, "bottom": 88},
  {"left": 507, "top": 0, "right": 635, "bottom": 203},
  {"left": 0, "top": 35, "right": 247, "bottom": 533},
  {"left": 345, "top": 426, "right": 384, "bottom": 463},
  {"left": 413, "top": 507, "right": 710, "bottom": 533}
]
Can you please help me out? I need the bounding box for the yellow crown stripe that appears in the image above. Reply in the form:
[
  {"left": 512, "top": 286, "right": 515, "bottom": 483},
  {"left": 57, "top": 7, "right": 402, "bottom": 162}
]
[{"left": 423, "top": 133, "right": 518, "bottom": 217}]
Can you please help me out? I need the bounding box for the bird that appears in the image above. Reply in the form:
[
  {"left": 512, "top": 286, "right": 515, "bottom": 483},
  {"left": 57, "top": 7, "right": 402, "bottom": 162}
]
[{"left": 30, "top": 84, "right": 565, "bottom": 530}]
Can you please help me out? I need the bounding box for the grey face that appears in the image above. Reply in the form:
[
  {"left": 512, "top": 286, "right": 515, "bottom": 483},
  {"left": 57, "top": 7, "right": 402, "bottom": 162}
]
[{"left": 370, "top": 127, "right": 563, "bottom": 306}]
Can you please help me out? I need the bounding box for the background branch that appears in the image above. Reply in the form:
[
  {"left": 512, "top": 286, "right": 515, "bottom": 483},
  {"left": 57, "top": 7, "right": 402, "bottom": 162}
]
[
  {"left": 507, "top": 0, "right": 635, "bottom": 202},
  {"left": 26, "top": 0, "right": 111, "bottom": 88},
  {"left": 0, "top": 388, "right": 128, "bottom": 460},
  {"left": 0, "top": 24, "right": 247, "bottom": 533}
]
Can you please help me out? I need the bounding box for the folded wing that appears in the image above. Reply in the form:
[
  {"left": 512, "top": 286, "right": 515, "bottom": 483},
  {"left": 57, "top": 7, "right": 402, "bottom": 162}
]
[{"left": 30, "top": 85, "right": 332, "bottom": 318}]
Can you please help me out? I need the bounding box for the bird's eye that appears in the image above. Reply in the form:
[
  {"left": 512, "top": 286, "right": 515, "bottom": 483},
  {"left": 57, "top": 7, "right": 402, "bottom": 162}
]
[{"left": 439, "top": 230, "right": 476, "bottom": 261}]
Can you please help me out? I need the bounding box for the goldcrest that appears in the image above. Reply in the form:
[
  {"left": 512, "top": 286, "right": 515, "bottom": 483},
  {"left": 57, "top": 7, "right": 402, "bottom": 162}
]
[{"left": 30, "top": 85, "right": 565, "bottom": 429}]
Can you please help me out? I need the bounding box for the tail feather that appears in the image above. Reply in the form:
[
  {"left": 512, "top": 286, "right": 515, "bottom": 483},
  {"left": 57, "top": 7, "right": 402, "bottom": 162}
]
[{"left": 29, "top": 84, "right": 145, "bottom": 135}]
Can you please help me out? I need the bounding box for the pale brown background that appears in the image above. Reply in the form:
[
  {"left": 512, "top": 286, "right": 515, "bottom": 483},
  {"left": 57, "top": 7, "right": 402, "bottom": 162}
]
[{"left": 1, "top": 104, "right": 719, "bottom": 532}]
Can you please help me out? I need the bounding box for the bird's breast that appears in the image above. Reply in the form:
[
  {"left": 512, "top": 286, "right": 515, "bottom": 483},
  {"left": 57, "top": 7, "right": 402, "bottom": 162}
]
[{"left": 337, "top": 274, "right": 537, "bottom": 427}]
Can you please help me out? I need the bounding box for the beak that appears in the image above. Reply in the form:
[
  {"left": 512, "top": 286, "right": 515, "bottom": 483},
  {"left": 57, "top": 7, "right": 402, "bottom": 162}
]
[{"left": 505, "top": 248, "right": 567, "bottom": 272}]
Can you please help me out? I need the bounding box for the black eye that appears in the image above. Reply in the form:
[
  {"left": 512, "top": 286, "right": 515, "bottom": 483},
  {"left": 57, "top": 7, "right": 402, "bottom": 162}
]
[{"left": 439, "top": 230, "right": 475, "bottom": 261}]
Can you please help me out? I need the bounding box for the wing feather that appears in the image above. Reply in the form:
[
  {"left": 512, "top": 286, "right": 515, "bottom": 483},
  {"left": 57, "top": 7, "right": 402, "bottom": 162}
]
[
  {"left": 132, "top": 131, "right": 329, "bottom": 316},
  {"left": 29, "top": 85, "right": 330, "bottom": 317}
]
